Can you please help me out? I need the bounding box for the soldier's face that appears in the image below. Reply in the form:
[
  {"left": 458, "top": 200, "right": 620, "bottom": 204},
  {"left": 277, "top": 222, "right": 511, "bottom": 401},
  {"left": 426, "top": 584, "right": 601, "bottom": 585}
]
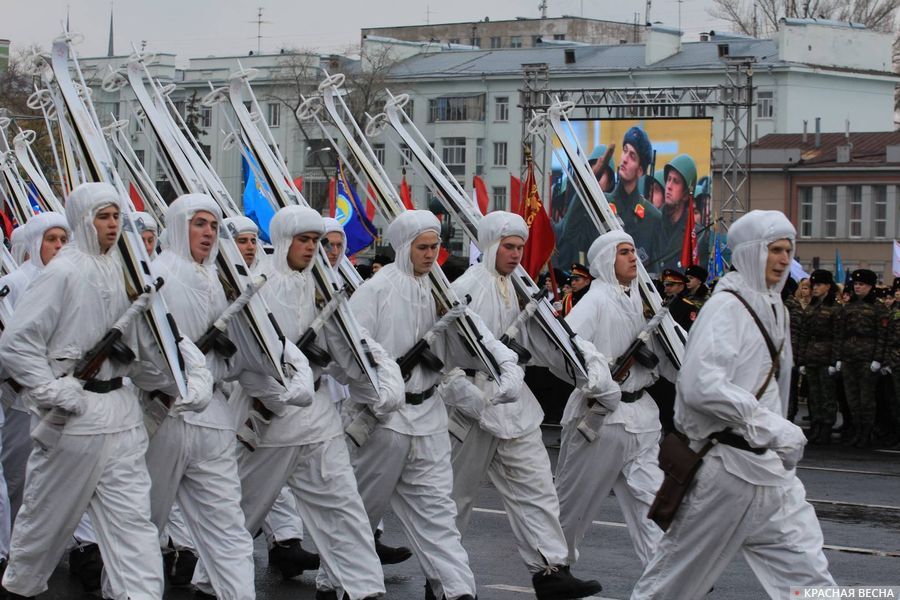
[
  {"left": 494, "top": 236, "right": 525, "bottom": 276},
  {"left": 40, "top": 227, "right": 68, "bottom": 265},
  {"left": 665, "top": 170, "right": 688, "bottom": 208},
  {"left": 663, "top": 281, "right": 684, "bottom": 297},
  {"left": 853, "top": 282, "right": 873, "bottom": 297},
  {"left": 323, "top": 232, "right": 345, "bottom": 267},
  {"left": 613, "top": 242, "right": 638, "bottom": 285},
  {"left": 686, "top": 275, "right": 701, "bottom": 292},
  {"left": 235, "top": 232, "right": 258, "bottom": 267},
  {"left": 617, "top": 144, "right": 643, "bottom": 186},
  {"left": 570, "top": 274, "right": 590, "bottom": 292},
  {"left": 287, "top": 232, "right": 319, "bottom": 271},
  {"left": 765, "top": 239, "right": 792, "bottom": 288},
  {"left": 650, "top": 182, "right": 664, "bottom": 209},
  {"left": 140, "top": 230, "right": 157, "bottom": 256},
  {"left": 93, "top": 205, "right": 120, "bottom": 254},
  {"left": 812, "top": 282, "right": 830, "bottom": 298},
  {"left": 410, "top": 231, "right": 440, "bottom": 276},
  {"left": 188, "top": 211, "right": 218, "bottom": 263}
]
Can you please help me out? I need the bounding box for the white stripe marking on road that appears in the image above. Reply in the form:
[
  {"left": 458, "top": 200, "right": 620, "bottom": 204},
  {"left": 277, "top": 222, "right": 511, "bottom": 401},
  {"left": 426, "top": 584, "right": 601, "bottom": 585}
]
[
  {"left": 809, "top": 498, "right": 900, "bottom": 511},
  {"left": 799, "top": 465, "right": 900, "bottom": 477}
]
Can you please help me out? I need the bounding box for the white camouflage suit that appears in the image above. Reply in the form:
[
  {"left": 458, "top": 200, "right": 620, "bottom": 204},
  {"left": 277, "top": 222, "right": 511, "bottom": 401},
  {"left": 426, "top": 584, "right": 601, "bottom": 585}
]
[
  {"left": 346, "top": 210, "right": 524, "bottom": 600},
  {"left": 632, "top": 210, "right": 835, "bottom": 599},
  {"left": 0, "top": 183, "right": 212, "bottom": 599},
  {"left": 144, "top": 194, "right": 260, "bottom": 600},
  {"left": 0, "top": 212, "right": 72, "bottom": 557},
  {"left": 447, "top": 211, "right": 618, "bottom": 575},
  {"left": 556, "top": 230, "right": 666, "bottom": 567},
  {"left": 196, "top": 206, "right": 403, "bottom": 600}
]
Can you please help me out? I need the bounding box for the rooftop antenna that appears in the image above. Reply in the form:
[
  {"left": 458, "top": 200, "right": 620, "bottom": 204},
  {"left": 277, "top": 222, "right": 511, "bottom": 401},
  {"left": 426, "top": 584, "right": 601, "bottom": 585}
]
[
  {"left": 107, "top": 2, "right": 114, "bottom": 57},
  {"left": 645, "top": 0, "right": 651, "bottom": 24},
  {"left": 426, "top": 5, "right": 431, "bottom": 25},
  {"left": 249, "top": 7, "right": 270, "bottom": 55},
  {"left": 677, "top": 0, "right": 684, "bottom": 32}
]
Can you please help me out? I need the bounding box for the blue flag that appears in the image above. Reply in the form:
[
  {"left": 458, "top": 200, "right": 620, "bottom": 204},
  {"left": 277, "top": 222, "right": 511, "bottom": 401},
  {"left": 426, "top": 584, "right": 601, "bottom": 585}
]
[
  {"left": 335, "top": 162, "right": 376, "bottom": 255},
  {"left": 835, "top": 248, "right": 845, "bottom": 284},
  {"left": 26, "top": 183, "right": 42, "bottom": 214},
  {"left": 241, "top": 152, "right": 275, "bottom": 243}
]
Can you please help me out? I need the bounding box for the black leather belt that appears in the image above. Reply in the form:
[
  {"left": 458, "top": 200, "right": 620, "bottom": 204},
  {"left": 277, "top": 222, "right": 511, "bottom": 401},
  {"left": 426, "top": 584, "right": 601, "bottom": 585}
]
[
  {"left": 620, "top": 389, "right": 645, "bottom": 403},
  {"left": 83, "top": 377, "right": 124, "bottom": 394},
  {"left": 710, "top": 430, "right": 766, "bottom": 455},
  {"left": 405, "top": 385, "right": 437, "bottom": 406}
]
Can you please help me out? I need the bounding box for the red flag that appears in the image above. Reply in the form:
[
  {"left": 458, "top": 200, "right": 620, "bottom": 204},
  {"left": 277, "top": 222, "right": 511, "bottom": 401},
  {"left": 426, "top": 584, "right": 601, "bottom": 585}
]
[
  {"left": 0, "top": 208, "right": 14, "bottom": 240},
  {"left": 128, "top": 182, "right": 145, "bottom": 212},
  {"left": 365, "top": 184, "right": 376, "bottom": 221},
  {"left": 520, "top": 158, "right": 555, "bottom": 279},
  {"left": 438, "top": 247, "right": 450, "bottom": 266},
  {"left": 328, "top": 177, "right": 336, "bottom": 218},
  {"left": 399, "top": 169, "right": 413, "bottom": 210},
  {"left": 680, "top": 196, "right": 696, "bottom": 268},
  {"left": 472, "top": 175, "right": 489, "bottom": 215},
  {"left": 293, "top": 176, "right": 303, "bottom": 193},
  {"left": 510, "top": 175, "right": 522, "bottom": 215}
]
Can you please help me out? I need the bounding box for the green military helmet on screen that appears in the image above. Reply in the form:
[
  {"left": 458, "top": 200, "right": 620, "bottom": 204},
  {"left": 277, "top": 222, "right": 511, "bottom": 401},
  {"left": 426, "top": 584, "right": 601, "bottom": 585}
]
[
  {"left": 588, "top": 144, "right": 616, "bottom": 180},
  {"left": 663, "top": 154, "right": 697, "bottom": 195}
]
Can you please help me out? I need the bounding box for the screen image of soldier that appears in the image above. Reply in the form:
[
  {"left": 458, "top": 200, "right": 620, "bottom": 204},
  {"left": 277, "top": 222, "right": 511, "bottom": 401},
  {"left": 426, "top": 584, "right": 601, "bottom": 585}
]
[{"left": 655, "top": 154, "right": 696, "bottom": 273}]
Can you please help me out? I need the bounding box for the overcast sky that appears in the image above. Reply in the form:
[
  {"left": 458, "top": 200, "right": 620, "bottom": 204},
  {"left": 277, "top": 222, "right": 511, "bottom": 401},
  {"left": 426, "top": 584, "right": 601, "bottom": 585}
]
[{"left": 2, "top": 0, "right": 730, "bottom": 61}]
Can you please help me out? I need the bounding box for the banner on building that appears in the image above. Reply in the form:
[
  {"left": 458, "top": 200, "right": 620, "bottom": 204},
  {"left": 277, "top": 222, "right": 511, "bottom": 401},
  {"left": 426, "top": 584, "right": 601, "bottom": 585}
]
[{"left": 549, "top": 118, "right": 713, "bottom": 276}]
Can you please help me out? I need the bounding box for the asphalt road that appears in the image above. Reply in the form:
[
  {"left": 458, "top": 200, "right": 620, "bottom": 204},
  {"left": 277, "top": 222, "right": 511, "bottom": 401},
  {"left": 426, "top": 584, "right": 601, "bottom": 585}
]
[{"left": 39, "top": 426, "right": 900, "bottom": 600}]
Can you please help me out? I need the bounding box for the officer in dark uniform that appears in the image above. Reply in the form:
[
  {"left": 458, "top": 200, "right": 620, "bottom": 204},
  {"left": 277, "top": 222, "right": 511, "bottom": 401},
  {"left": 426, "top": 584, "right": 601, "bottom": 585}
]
[
  {"left": 833, "top": 269, "right": 889, "bottom": 448},
  {"left": 783, "top": 277, "right": 803, "bottom": 423},
  {"left": 797, "top": 269, "right": 840, "bottom": 444},
  {"left": 561, "top": 263, "right": 593, "bottom": 316},
  {"left": 661, "top": 269, "right": 700, "bottom": 331},
  {"left": 605, "top": 127, "right": 662, "bottom": 273},
  {"left": 684, "top": 265, "right": 710, "bottom": 308},
  {"left": 887, "top": 279, "right": 900, "bottom": 448}
]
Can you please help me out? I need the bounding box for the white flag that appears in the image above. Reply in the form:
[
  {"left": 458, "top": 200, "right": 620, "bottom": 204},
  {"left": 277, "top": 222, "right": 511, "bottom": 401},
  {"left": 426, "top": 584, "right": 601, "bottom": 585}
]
[
  {"left": 893, "top": 239, "right": 900, "bottom": 277},
  {"left": 790, "top": 259, "right": 809, "bottom": 281}
]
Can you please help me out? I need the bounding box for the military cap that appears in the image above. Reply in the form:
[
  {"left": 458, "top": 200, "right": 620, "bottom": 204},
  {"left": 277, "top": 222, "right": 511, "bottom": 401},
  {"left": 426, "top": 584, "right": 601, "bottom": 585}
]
[
  {"left": 661, "top": 269, "right": 688, "bottom": 285},
  {"left": 570, "top": 263, "right": 593, "bottom": 280},
  {"left": 685, "top": 265, "right": 708, "bottom": 282},
  {"left": 623, "top": 126, "right": 653, "bottom": 172},
  {"left": 851, "top": 269, "right": 877, "bottom": 287},
  {"left": 809, "top": 269, "right": 834, "bottom": 286}
]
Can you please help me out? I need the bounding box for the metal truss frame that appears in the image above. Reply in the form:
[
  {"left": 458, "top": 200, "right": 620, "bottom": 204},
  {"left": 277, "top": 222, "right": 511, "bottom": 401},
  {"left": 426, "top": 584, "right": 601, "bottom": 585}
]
[{"left": 519, "top": 57, "right": 755, "bottom": 227}]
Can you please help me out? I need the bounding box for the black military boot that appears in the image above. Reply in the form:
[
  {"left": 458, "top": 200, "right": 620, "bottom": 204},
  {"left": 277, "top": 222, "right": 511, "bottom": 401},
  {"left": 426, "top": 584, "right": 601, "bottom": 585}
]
[
  {"left": 269, "top": 538, "right": 320, "bottom": 579},
  {"left": 170, "top": 549, "right": 199, "bottom": 587},
  {"left": 314, "top": 590, "right": 350, "bottom": 600},
  {"left": 532, "top": 565, "right": 603, "bottom": 600},
  {"left": 68, "top": 542, "right": 103, "bottom": 595},
  {"left": 375, "top": 530, "right": 412, "bottom": 565}
]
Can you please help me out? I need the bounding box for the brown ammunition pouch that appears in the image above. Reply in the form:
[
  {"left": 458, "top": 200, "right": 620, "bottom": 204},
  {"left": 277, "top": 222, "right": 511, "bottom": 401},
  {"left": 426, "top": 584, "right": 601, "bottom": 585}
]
[
  {"left": 648, "top": 289, "right": 783, "bottom": 532},
  {"left": 647, "top": 433, "right": 714, "bottom": 531}
]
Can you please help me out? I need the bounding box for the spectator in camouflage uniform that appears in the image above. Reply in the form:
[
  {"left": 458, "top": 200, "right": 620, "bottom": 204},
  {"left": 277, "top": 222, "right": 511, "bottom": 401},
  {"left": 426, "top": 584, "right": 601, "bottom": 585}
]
[
  {"left": 783, "top": 278, "right": 803, "bottom": 422},
  {"left": 797, "top": 270, "right": 840, "bottom": 445},
  {"left": 886, "top": 281, "right": 900, "bottom": 449},
  {"left": 832, "top": 269, "right": 889, "bottom": 448}
]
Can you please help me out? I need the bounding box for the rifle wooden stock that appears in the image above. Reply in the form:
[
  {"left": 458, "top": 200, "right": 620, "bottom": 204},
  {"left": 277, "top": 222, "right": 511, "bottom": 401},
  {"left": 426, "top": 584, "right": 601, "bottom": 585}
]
[
  {"left": 610, "top": 338, "right": 659, "bottom": 383},
  {"left": 73, "top": 329, "right": 135, "bottom": 381}
]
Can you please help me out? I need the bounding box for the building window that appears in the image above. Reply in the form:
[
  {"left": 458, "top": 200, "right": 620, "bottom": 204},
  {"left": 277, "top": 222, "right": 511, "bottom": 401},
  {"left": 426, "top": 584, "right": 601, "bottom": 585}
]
[
  {"left": 553, "top": 33, "right": 566, "bottom": 40},
  {"left": 492, "top": 186, "right": 507, "bottom": 212},
  {"left": 400, "top": 143, "right": 413, "bottom": 167},
  {"left": 756, "top": 91, "right": 774, "bottom": 120},
  {"left": 449, "top": 38, "right": 460, "bottom": 44},
  {"left": 848, "top": 186, "right": 862, "bottom": 238},
  {"left": 510, "top": 36, "right": 522, "bottom": 48},
  {"left": 531, "top": 35, "right": 542, "bottom": 46},
  {"left": 372, "top": 143, "right": 385, "bottom": 165},
  {"left": 495, "top": 96, "right": 509, "bottom": 122},
  {"left": 442, "top": 137, "right": 466, "bottom": 176},
  {"left": 823, "top": 186, "right": 837, "bottom": 238},
  {"left": 428, "top": 95, "right": 485, "bottom": 122},
  {"left": 798, "top": 187, "right": 813, "bottom": 238},
  {"left": 200, "top": 106, "right": 212, "bottom": 128},
  {"left": 493, "top": 142, "right": 507, "bottom": 167},
  {"left": 470, "top": 37, "right": 481, "bottom": 48},
  {"left": 475, "top": 139, "right": 484, "bottom": 175},
  {"left": 873, "top": 185, "right": 888, "bottom": 238},
  {"left": 490, "top": 36, "right": 502, "bottom": 48},
  {"left": 267, "top": 103, "right": 281, "bottom": 128}
]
